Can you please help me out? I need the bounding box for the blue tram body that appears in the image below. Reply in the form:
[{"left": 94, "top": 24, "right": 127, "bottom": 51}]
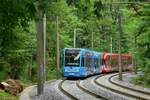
[{"left": 63, "top": 48, "right": 102, "bottom": 77}]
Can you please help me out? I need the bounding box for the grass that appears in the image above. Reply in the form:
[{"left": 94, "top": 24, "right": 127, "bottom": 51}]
[{"left": 0, "top": 90, "right": 18, "bottom": 100}]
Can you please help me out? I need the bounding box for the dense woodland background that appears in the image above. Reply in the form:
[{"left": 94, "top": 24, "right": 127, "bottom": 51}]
[{"left": 0, "top": 0, "right": 150, "bottom": 86}]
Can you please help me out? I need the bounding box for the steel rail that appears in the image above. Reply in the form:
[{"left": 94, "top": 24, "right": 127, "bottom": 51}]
[
  {"left": 58, "top": 80, "right": 78, "bottom": 100},
  {"left": 94, "top": 75, "right": 149, "bottom": 100},
  {"left": 109, "top": 73, "right": 150, "bottom": 96},
  {"left": 76, "top": 80, "right": 108, "bottom": 100}
]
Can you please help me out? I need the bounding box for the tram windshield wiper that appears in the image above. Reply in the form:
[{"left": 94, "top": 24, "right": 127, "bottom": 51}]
[{"left": 74, "top": 54, "right": 80, "bottom": 61}]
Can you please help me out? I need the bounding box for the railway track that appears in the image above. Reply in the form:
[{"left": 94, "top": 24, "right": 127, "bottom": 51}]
[
  {"left": 94, "top": 73, "right": 150, "bottom": 100},
  {"left": 109, "top": 73, "right": 150, "bottom": 96},
  {"left": 59, "top": 73, "right": 150, "bottom": 100},
  {"left": 58, "top": 79, "right": 78, "bottom": 100},
  {"left": 76, "top": 80, "right": 108, "bottom": 100},
  {"left": 77, "top": 75, "right": 130, "bottom": 100},
  {"left": 109, "top": 74, "right": 150, "bottom": 95},
  {"left": 58, "top": 78, "right": 108, "bottom": 100}
]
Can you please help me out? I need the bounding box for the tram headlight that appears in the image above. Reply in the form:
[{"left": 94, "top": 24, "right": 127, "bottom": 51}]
[{"left": 65, "top": 69, "right": 69, "bottom": 72}]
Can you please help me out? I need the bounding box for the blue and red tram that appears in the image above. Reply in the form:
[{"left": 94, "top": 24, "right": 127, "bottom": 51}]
[{"left": 63, "top": 48, "right": 132, "bottom": 78}]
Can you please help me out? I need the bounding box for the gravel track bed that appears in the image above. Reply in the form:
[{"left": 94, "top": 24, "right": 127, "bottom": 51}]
[
  {"left": 29, "top": 80, "right": 70, "bottom": 100},
  {"left": 80, "top": 76, "right": 133, "bottom": 100},
  {"left": 21, "top": 72, "right": 150, "bottom": 100},
  {"left": 62, "top": 80, "right": 100, "bottom": 100},
  {"left": 96, "top": 73, "right": 150, "bottom": 100}
]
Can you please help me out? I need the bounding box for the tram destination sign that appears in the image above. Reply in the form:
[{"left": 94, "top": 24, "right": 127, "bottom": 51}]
[{"left": 65, "top": 49, "right": 80, "bottom": 54}]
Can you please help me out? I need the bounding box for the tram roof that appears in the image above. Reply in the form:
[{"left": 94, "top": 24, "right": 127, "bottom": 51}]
[
  {"left": 103, "top": 53, "right": 132, "bottom": 60},
  {"left": 104, "top": 53, "right": 131, "bottom": 56},
  {"left": 64, "top": 48, "right": 102, "bottom": 55}
]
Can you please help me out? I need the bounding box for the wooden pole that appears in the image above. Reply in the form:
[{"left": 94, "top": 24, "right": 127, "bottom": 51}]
[
  {"left": 56, "top": 16, "right": 60, "bottom": 79},
  {"left": 37, "top": 9, "right": 46, "bottom": 95},
  {"left": 92, "top": 32, "right": 94, "bottom": 50},
  {"left": 43, "top": 14, "right": 46, "bottom": 81},
  {"left": 118, "top": 9, "right": 122, "bottom": 81},
  {"left": 74, "top": 28, "right": 76, "bottom": 48},
  {"left": 134, "top": 33, "right": 137, "bottom": 74},
  {"left": 110, "top": 0, "right": 113, "bottom": 54},
  {"left": 28, "top": 52, "right": 32, "bottom": 80},
  {"left": 110, "top": 36, "right": 112, "bottom": 53}
]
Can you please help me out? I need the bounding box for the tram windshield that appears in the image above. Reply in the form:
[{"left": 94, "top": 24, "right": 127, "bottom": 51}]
[{"left": 65, "top": 49, "right": 80, "bottom": 66}]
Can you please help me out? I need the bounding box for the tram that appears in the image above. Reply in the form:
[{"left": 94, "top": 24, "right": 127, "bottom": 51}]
[{"left": 63, "top": 48, "right": 133, "bottom": 78}]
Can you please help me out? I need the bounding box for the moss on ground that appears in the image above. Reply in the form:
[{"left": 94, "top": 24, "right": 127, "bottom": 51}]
[
  {"left": 0, "top": 90, "right": 18, "bottom": 100},
  {"left": 132, "top": 75, "right": 150, "bottom": 88}
]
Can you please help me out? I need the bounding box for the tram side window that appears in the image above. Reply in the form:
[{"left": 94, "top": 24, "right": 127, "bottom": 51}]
[
  {"left": 86, "top": 56, "right": 92, "bottom": 68},
  {"left": 108, "top": 57, "right": 112, "bottom": 67},
  {"left": 81, "top": 57, "right": 85, "bottom": 67},
  {"left": 129, "top": 58, "right": 132, "bottom": 64},
  {"left": 99, "top": 56, "right": 102, "bottom": 65},
  {"left": 94, "top": 58, "right": 98, "bottom": 68},
  {"left": 111, "top": 59, "right": 115, "bottom": 68}
]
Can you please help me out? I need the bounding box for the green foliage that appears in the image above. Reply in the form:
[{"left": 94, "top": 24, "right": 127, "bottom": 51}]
[
  {"left": 123, "top": 2, "right": 150, "bottom": 85},
  {"left": 0, "top": 0, "right": 37, "bottom": 80},
  {"left": 46, "top": 68, "right": 57, "bottom": 80},
  {"left": 132, "top": 75, "right": 144, "bottom": 85},
  {"left": 135, "top": 3, "right": 150, "bottom": 75}
]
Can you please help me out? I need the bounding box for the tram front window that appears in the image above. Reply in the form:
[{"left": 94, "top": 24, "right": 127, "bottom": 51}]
[{"left": 65, "top": 50, "right": 80, "bottom": 66}]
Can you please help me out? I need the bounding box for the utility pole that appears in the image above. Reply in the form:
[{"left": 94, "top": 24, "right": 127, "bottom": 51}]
[
  {"left": 28, "top": 47, "right": 33, "bottom": 80},
  {"left": 56, "top": 16, "right": 60, "bottom": 79},
  {"left": 109, "top": 0, "right": 113, "bottom": 53},
  {"left": 37, "top": 1, "right": 46, "bottom": 95},
  {"left": 91, "top": 32, "right": 94, "bottom": 50},
  {"left": 73, "top": 28, "right": 76, "bottom": 48},
  {"left": 118, "top": 10, "right": 122, "bottom": 81},
  {"left": 134, "top": 33, "right": 137, "bottom": 74},
  {"left": 110, "top": 36, "right": 113, "bottom": 53},
  {"left": 43, "top": 14, "right": 46, "bottom": 81}
]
